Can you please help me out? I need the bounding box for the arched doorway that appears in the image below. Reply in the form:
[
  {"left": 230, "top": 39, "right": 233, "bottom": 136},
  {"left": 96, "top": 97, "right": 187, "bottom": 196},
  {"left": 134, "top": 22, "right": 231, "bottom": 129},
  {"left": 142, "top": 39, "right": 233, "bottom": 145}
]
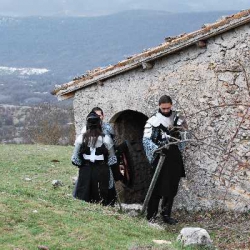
[{"left": 110, "top": 110, "right": 151, "bottom": 203}]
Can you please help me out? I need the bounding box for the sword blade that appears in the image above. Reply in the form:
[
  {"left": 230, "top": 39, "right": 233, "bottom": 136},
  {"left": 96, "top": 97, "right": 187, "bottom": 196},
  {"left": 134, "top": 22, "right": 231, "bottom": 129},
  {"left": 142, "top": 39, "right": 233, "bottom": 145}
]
[{"left": 141, "top": 154, "right": 166, "bottom": 215}]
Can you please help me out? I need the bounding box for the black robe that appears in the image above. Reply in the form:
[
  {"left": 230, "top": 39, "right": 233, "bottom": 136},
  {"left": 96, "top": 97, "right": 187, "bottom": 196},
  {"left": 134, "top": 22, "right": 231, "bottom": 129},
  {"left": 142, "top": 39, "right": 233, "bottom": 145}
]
[
  {"left": 72, "top": 136, "right": 114, "bottom": 205},
  {"left": 74, "top": 161, "right": 110, "bottom": 205},
  {"left": 143, "top": 111, "right": 186, "bottom": 199},
  {"left": 152, "top": 144, "right": 184, "bottom": 198}
]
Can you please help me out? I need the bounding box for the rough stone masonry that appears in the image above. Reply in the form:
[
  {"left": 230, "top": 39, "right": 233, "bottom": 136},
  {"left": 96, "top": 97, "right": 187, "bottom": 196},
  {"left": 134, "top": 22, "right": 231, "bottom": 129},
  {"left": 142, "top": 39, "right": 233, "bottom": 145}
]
[{"left": 72, "top": 22, "right": 250, "bottom": 211}]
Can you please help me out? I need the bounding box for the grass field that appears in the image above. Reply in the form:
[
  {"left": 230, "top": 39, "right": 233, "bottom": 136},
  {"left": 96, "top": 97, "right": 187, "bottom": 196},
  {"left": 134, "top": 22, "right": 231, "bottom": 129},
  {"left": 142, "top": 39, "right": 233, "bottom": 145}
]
[
  {"left": 0, "top": 144, "right": 187, "bottom": 250},
  {"left": 0, "top": 144, "right": 249, "bottom": 250}
]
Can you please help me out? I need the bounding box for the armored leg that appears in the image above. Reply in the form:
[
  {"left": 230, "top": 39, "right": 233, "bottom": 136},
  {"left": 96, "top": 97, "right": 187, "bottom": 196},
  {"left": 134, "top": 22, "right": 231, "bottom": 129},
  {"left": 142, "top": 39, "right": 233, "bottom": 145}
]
[{"left": 161, "top": 197, "right": 178, "bottom": 225}]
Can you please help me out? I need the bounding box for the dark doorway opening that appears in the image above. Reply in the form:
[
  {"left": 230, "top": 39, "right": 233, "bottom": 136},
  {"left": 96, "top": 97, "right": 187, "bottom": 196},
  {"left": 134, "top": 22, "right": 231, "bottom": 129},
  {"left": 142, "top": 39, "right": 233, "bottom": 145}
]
[{"left": 111, "top": 110, "right": 151, "bottom": 203}]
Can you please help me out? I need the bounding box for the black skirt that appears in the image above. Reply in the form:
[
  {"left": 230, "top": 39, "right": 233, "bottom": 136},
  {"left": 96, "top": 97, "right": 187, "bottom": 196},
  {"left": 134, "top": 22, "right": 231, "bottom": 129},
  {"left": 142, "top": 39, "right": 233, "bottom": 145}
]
[{"left": 74, "top": 162, "right": 110, "bottom": 205}]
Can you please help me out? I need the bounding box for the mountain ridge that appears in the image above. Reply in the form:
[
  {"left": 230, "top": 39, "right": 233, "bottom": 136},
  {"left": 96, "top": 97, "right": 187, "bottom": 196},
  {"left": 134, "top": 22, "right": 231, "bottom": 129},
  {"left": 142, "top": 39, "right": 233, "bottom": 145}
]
[{"left": 0, "top": 10, "right": 238, "bottom": 105}]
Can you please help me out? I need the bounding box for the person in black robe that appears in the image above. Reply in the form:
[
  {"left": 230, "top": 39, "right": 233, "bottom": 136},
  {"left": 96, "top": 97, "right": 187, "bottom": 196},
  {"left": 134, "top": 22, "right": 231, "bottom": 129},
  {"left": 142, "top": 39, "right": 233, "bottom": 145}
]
[
  {"left": 74, "top": 107, "right": 119, "bottom": 205},
  {"left": 143, "top": 95, "right": 187, "bottom": 224},
  {"left": 71, "top": 112, "right": 117, "bottom": 205}
]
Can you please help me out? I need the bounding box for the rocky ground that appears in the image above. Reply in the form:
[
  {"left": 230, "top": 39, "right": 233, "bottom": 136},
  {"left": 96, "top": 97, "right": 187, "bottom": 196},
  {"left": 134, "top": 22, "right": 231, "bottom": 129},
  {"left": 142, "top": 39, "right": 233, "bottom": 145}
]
[
  {"left": 173, "top": 210, "right": 250, "bottom": 250},
  {"left": 122, "top": 204, "right": 250, "bottom": 249}
]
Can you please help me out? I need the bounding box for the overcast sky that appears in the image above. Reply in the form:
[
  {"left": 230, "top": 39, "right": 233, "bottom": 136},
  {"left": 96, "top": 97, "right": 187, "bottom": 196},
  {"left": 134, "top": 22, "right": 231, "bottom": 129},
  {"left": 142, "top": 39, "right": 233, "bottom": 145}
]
[{"left": 0, "top": 0, "right": 249, "bottom": 16}]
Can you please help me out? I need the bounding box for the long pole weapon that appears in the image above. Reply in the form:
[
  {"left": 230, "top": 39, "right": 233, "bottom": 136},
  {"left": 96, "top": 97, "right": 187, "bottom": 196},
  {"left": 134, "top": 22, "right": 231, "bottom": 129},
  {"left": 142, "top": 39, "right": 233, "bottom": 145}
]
[
  {"left": 141, "top": 136, "right": 192, "bottom": 215},
  {"left": 114, "top": 181, "right": 123, "bottom": 212},
  {"left": 141, "top": 151, "right": 166, "bottom": 215}
]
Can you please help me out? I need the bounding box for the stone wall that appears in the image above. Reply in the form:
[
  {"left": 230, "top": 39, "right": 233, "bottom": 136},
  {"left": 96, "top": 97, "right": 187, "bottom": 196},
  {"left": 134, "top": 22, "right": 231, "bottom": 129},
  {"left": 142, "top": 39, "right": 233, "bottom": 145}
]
[{"left": 73, "top": 23, "right": 250, "bottom": 211}]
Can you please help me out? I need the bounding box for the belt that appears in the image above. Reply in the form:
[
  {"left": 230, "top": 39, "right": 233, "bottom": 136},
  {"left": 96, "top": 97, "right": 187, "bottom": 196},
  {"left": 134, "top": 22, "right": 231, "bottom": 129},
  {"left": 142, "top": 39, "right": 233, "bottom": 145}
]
[{"left": 83, "top": 160, "right": 106, "bottom": 166}]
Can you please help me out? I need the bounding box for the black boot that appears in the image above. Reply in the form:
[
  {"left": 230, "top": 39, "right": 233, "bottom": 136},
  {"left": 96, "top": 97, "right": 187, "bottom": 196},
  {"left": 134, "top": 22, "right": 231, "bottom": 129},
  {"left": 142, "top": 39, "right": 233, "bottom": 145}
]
[
  {"left": 161, "top": 197, "right": 178, "bottom": 225},
  {"left": 162, "top": 216, "right": 178, "bottom": 225}
]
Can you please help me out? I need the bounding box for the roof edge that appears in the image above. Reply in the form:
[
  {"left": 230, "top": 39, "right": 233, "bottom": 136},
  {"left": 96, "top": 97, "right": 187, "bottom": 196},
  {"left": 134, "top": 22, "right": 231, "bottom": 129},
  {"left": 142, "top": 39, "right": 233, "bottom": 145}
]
[{"left": 53, "top": 9, "right": 250, "bottom": 99}]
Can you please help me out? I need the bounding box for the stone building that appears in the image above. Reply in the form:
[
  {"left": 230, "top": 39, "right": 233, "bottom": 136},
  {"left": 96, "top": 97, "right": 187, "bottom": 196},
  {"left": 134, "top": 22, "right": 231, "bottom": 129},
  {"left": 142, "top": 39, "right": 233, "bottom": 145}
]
[{"left": 53, "top": 10, "right": 250, "bottom": 211}]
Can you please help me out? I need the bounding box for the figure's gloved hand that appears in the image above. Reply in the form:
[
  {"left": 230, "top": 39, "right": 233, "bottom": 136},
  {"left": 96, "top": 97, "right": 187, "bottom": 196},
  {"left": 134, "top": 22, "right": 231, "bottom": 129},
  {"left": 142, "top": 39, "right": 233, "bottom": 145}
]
[
  {"left": 167, "top": 125, "right": 173, "bottom": 132},
  {"left": 72, "top": 161, "right": 81, "bottom": 168},
  {"left": 161, "top": 147, "right": 169, "bottom": 155}
]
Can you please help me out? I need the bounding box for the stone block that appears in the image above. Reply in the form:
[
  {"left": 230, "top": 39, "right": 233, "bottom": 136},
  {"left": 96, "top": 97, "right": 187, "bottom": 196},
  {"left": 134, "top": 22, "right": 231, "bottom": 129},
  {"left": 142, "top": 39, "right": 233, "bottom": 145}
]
[{"left": 177, "top": 227, "right": 213, "bottom": 247}]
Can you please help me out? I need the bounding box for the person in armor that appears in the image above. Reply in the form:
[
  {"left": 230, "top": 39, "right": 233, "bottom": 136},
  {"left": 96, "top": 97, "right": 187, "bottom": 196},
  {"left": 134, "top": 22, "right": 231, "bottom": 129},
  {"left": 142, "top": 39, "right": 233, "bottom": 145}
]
[
  {"left": 89, "top": 107, "right": 120, "bottom": 204},
  {"left": 90, "top": 108, "right": 133, "bottom": 188},
  {"left": 71, "top": 111, "right": 117, "bottom": 205},
  {"left": 143, "top": 95, "right": 187, "bottom": 224}
]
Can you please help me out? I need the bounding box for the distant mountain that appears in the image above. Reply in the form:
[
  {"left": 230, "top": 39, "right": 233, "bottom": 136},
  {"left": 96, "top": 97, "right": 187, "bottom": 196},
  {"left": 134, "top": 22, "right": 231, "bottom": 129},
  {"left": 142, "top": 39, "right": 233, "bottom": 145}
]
[
  {"left": 0, "top": 10, "right": 238, "bottom": 105},
  {"left": 0, "top": 0, "right": 247, "bottom": 16}
]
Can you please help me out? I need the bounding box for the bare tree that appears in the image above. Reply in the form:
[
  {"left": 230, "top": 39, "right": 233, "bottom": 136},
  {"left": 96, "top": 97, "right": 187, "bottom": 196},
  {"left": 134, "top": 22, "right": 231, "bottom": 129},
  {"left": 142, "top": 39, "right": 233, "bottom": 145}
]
[{"left": 23, "top": 103, "right": 75, "bottom": 145}]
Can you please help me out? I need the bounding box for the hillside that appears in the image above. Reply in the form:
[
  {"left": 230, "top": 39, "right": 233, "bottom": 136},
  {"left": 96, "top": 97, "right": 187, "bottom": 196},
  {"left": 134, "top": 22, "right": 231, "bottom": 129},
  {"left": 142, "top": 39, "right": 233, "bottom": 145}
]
[
  {"left": 0, "top": 144, "right": 249, "bottom": 249},
  {"left": 0, "top": 10, "right": 237, "bottom": 105},
  {"left": 0, "top": 144, "right": 177, "bottom": 249}
]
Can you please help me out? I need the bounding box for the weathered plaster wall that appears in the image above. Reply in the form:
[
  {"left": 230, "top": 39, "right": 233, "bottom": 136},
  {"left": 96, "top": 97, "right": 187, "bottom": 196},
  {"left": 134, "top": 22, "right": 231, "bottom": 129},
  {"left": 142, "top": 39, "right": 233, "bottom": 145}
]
[{"left": 73, "top": 23, "right": 250, "bottom": 211}]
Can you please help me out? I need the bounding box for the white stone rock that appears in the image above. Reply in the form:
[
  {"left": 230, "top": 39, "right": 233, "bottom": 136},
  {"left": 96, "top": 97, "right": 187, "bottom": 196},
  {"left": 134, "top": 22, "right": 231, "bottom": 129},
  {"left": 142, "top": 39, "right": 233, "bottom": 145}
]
[
  {"left": 218, "top": 72, "right": 234, "bottom": 83},
  {"left": 177, "top": 227, "right": 213, "bottom": 247},
  {"left": 52, "top": 180, "right": 63, "bottom": 187},
  {"left": 121, "top": 203, "right": 142, "bottom": 211},
  {"left": 121, "top": 203, "right": 142, "bottom": 216}
]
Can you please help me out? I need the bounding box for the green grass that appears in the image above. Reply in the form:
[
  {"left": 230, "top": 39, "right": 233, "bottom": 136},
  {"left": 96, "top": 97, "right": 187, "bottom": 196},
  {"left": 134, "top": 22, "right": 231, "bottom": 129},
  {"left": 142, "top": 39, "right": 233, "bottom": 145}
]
[{"left": 0, "top": 144, "right": 191, "bottom": 250}]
